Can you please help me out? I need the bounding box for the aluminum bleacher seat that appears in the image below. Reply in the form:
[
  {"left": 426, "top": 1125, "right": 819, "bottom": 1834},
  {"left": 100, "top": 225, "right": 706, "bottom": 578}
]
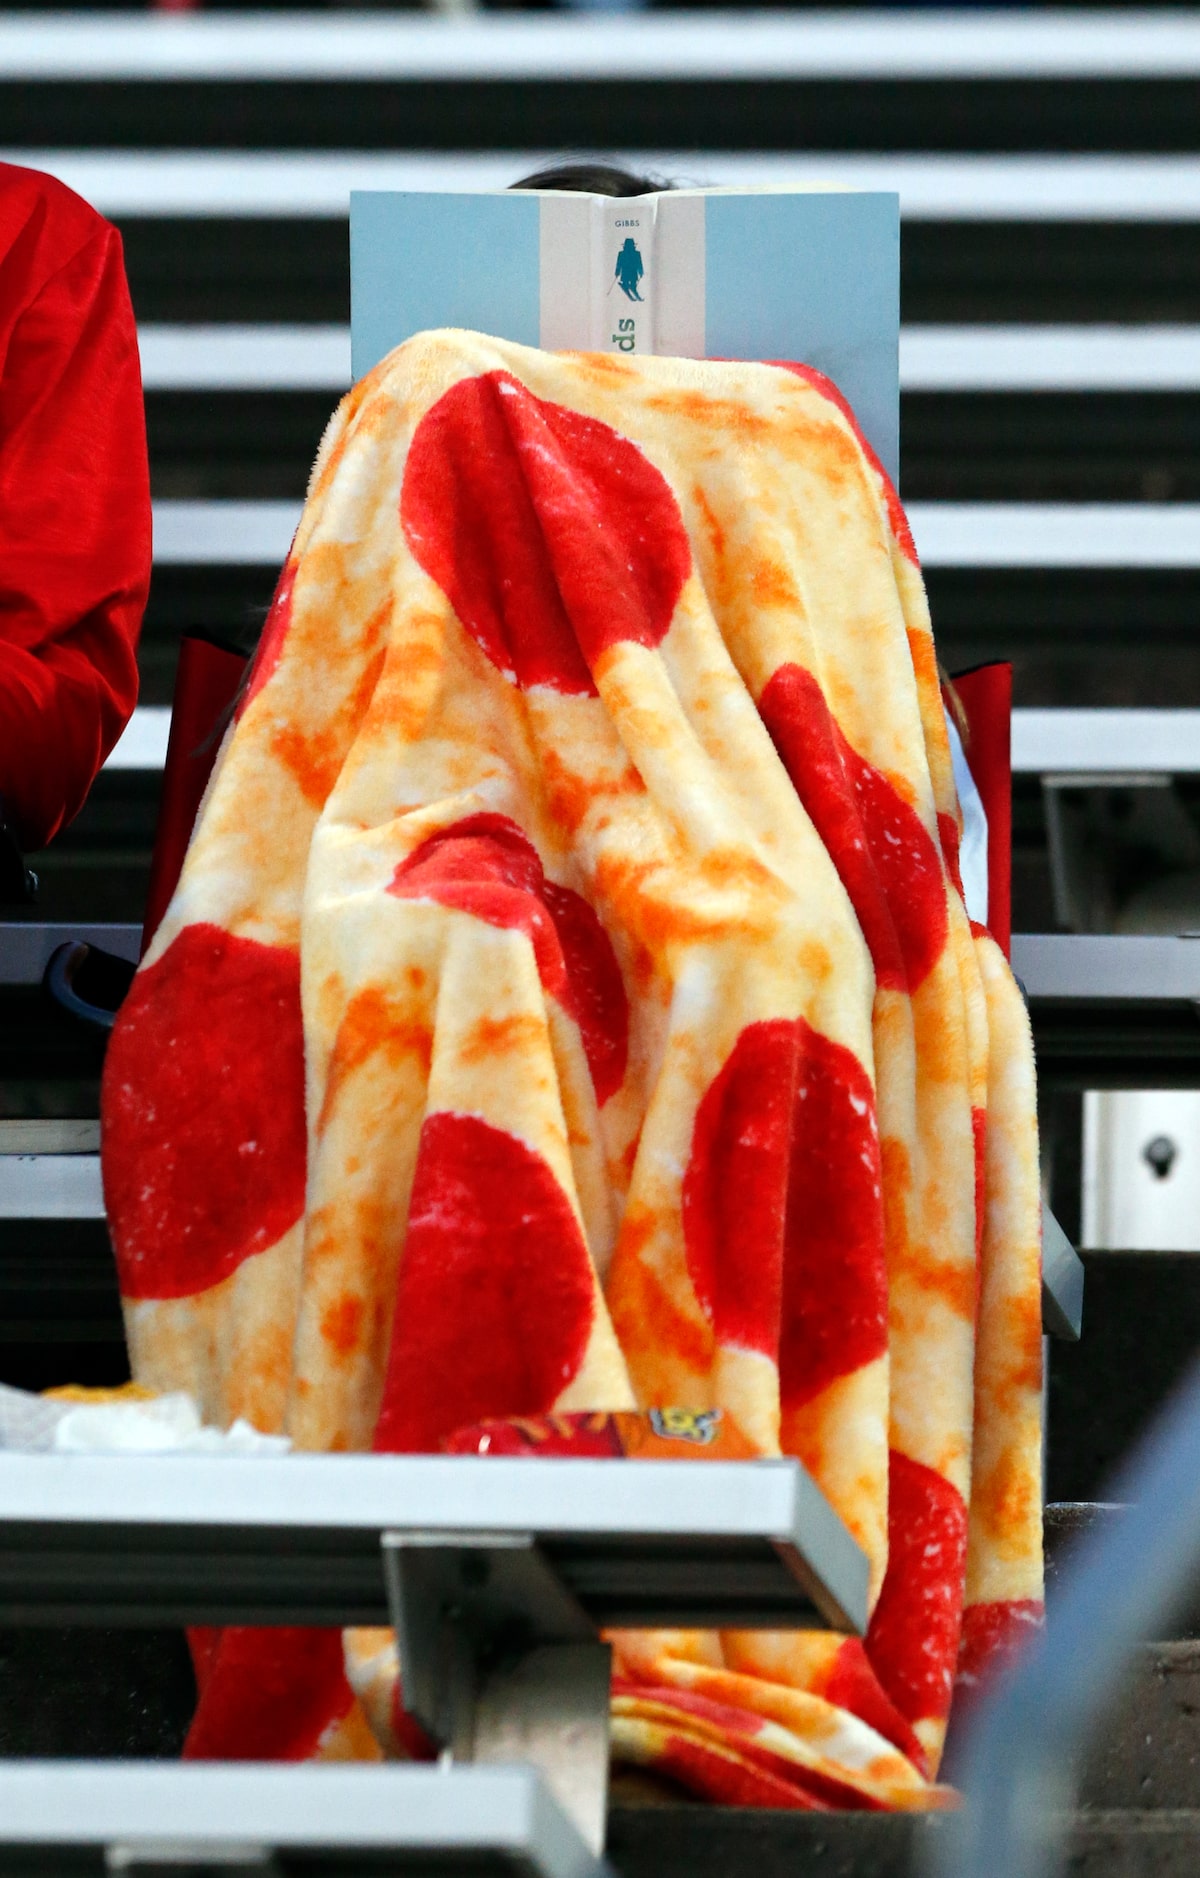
[
  {"left": 0, "top": 1762, "right": 612, "bottom": 1878},
  {"left": 0, "top": 1447, "right": 866, "bottom": 1866}
]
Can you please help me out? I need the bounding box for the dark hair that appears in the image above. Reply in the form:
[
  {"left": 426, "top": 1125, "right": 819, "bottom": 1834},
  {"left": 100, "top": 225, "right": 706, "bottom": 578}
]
[{"left": 510, "top": 161, "right": 673, "bottom": 198}]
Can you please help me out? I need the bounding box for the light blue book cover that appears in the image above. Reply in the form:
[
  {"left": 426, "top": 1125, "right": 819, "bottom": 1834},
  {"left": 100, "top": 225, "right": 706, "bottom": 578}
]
[{"left": 351, "top": 187, "right": 899, "bottom": 483}]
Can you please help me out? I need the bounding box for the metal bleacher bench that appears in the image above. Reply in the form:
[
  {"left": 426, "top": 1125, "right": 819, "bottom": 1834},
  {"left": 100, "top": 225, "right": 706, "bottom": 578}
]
[
  {"left": 0, "top": 1449, "right": 865, "bottom": 1874},
  {"left": 0, "top": 1763, "right": 606, "bottom": 1878},
  {"left": 99, "top": 703, "right": 1200, "bottom": 780}
]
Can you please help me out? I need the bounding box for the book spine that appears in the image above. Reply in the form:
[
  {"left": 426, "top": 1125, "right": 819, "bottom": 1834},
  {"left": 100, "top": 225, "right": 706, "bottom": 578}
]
[
  {"left": 595, "top": 195, "right": 657, "bottom": 356},
  {"left": 541, "top": 194, "right": 702, "bottom": 356}
]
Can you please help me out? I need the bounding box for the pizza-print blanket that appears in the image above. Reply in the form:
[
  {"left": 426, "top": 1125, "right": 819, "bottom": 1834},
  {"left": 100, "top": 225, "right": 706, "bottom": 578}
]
[{"left": 101, "top": 330, "right": 1043, "bottom": 1808}]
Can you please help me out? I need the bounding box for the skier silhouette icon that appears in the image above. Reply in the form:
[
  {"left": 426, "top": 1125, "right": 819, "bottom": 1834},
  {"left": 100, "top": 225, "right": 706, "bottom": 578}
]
[{"left": 614, "top": 237, "right": 645, "bottom": 302}]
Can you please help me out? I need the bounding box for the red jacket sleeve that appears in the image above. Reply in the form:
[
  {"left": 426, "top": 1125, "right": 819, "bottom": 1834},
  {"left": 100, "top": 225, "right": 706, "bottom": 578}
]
[{"left": 0, "top": 210, "right": 151, "bottom": 851}]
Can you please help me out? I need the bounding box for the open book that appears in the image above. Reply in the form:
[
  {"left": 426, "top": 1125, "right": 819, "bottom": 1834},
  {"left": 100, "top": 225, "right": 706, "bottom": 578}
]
[{"left": 351, "top": 185, "right": 899, "bottom": 480}]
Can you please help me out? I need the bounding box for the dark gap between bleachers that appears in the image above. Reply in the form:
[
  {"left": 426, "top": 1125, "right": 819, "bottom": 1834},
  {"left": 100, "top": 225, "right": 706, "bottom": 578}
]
[
  {"left": 140, "top": 390, "right": 1200, "bottom": 505},
  {"left": 116, "top": 220, "right": 1200, "bottom": 329},
  {"left": 3, "top": 78, "right": 1200, "bottom": 153}
]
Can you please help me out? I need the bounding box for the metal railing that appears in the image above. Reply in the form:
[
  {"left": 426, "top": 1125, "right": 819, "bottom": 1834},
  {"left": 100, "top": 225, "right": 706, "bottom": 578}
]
[
  {"left": 12, "top": 150, "right": 1200, "bottom": 220},
  {"left": 930, "top": 1352, "right": 1200, "bottom": 1878}
]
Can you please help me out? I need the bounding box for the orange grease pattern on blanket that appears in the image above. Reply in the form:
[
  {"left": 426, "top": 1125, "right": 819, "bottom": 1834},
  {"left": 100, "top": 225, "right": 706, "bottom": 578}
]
[{"left": 99, "top": 332, "right": 1043, "bottom": 1805}]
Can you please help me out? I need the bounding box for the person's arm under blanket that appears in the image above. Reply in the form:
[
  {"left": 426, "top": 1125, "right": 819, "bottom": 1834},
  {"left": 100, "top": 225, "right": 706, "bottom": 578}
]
[{"left": 0, "top": 166, "right": 150, "bottom": 852}]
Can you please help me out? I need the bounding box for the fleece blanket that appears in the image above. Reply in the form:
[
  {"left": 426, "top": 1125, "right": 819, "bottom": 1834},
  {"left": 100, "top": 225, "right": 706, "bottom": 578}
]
[{"left": 101, "top": 331, "right": 1044, "bottom": 1808}]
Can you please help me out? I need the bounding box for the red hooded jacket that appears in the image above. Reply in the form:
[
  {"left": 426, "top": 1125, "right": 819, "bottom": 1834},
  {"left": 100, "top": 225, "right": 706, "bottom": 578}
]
[{"left": 0, "top": 162, "right": 150, "bottom": 852}]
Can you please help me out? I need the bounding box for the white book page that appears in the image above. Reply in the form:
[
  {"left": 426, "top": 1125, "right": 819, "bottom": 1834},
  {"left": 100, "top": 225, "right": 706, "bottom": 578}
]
[
  {"left": 655, "top": 193, "right": 706, "bottom": 358},
  {"left": 538, "top": 193, "right": 593, "bottom": 352}
]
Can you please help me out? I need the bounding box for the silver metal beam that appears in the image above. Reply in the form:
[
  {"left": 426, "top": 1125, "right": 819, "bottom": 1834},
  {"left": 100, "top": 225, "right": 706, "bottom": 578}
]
[
  {"left": 1041, "top": 1204, "right": 1085, "bottom": 1342},
  {"left": 139, "top": 323, "right": 350, "bottom": 391},
  {"left": 5, "top": 13, "right": 1200, "bottom": 83},
  {"left": 0, "top": 1155, "right": 104, "bottom": 1220},
  {"left": 0, "top": 1120, "right": 99, "bottom": 1154},
  {"left": 384, "top": 1534, "right": 612, "bottom": 1852},
  {"left": 147, "top": 499, "right": 1200, "bottom": 570},
  {"left": 104, "top": 706, "right": 170, "bottom": 769},
  {"left": 1012, "top": 710, "right": 1200, "bottom": 777},
  {"left": 909, "top": 504, "right": 1200, "bottom": 570},
  {"left": 153, "top": 499, "right": 298, "bottom": 565},
  {"left": 0, "top": 1761, "right": 610, "bottom": 1878},
  {"left": 901, "top": 325, "right": 1200, "bottom": 392},
  {"left": 12, "top": 150, "right": 1200, "bottom": 222},
  {"left": 1012, "top": 933, "right": 1200, "bottom": 1001},
  {"left": 0, "top": 1450, "right": 869, "bottom": 1633},
  {"left": 132, "top": 323, "right": 1200, "bottom": 393},
  {"left": 100, "top": 708, "right": 1200, "bottom": 777}
]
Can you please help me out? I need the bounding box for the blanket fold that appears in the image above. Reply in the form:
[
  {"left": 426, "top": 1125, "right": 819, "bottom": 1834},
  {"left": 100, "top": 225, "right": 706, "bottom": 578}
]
[{"left": 101, "top": 330, "right": 1043, "bottom": 1805}]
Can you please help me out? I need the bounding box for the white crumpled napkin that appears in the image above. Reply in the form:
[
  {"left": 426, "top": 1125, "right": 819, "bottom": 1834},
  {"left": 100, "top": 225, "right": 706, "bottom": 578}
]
[{"left": 0, "top": 1381, "right": 289, "bottom": 1455}]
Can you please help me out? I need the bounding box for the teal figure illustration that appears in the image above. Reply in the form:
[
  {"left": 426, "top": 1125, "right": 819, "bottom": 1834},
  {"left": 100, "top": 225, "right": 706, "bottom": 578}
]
[{"left": 614, "top": 238, "right": 645, "bottom": 302}]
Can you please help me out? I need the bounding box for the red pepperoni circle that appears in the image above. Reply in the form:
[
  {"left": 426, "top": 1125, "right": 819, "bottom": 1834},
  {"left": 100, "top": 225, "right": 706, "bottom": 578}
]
[
  {"left": 400, "top": 371, "right": 692, "bottom": 694},
  {"left": 778, "top": 1023, "right": 888, "bottom": 1409},
  {"left": 184, "top": 1626, "right": 352, "bottom": 1761},
  {"left": 865, "top": 1449, "right": 969, "bottom": 1728},
  {"left": 389, "top": 813, "right": 628, "bottom": 1105},
  {"left": 683, "top": 1017, "right": 887, "bottom": 1403},
  {"left": 956, "top": 1598, "right": 1043, "bottom": 1701},
  {"left": 938, "top": 810, "right": 965, "bottom": 902},
  {"left": 237, "top": 560, "right": 296, "bottom": 719},
  {"left": 102, "top": 924, "right": 307, "bottom": 1300},
  {"left": 759, "top": 663, "right": 948, "bottom": 994},
  {"left": 683, "top": 1019, "right": 795, "bottom": 1358},
  {"left": 372, "top": 1112, "right": 597, "bottom": 1453}
]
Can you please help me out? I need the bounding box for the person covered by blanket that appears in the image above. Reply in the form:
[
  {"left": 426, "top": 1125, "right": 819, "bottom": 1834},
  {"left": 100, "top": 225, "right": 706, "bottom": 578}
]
[
  {"left": 0, "top": 161, "right": 151, "bottom": 897},
  {"left": 512, "top": 162, "right": 993, "bottom": 920},
  {"left": 100, "top": 153, "right": 1042, "bottom": 1807}
]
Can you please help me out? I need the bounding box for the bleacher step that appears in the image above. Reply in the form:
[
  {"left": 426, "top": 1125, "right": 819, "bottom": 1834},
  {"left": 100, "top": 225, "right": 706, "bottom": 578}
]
[
  {"left": 1081, "top": 1642, "right": 1200, "bottom": 1811},
  {"left": 610, "top": 1807, "right": 1200, "bottom": 1877},
  {"left": 1048, "top": 1251, "right": 1200, "bottom": 1503}
]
